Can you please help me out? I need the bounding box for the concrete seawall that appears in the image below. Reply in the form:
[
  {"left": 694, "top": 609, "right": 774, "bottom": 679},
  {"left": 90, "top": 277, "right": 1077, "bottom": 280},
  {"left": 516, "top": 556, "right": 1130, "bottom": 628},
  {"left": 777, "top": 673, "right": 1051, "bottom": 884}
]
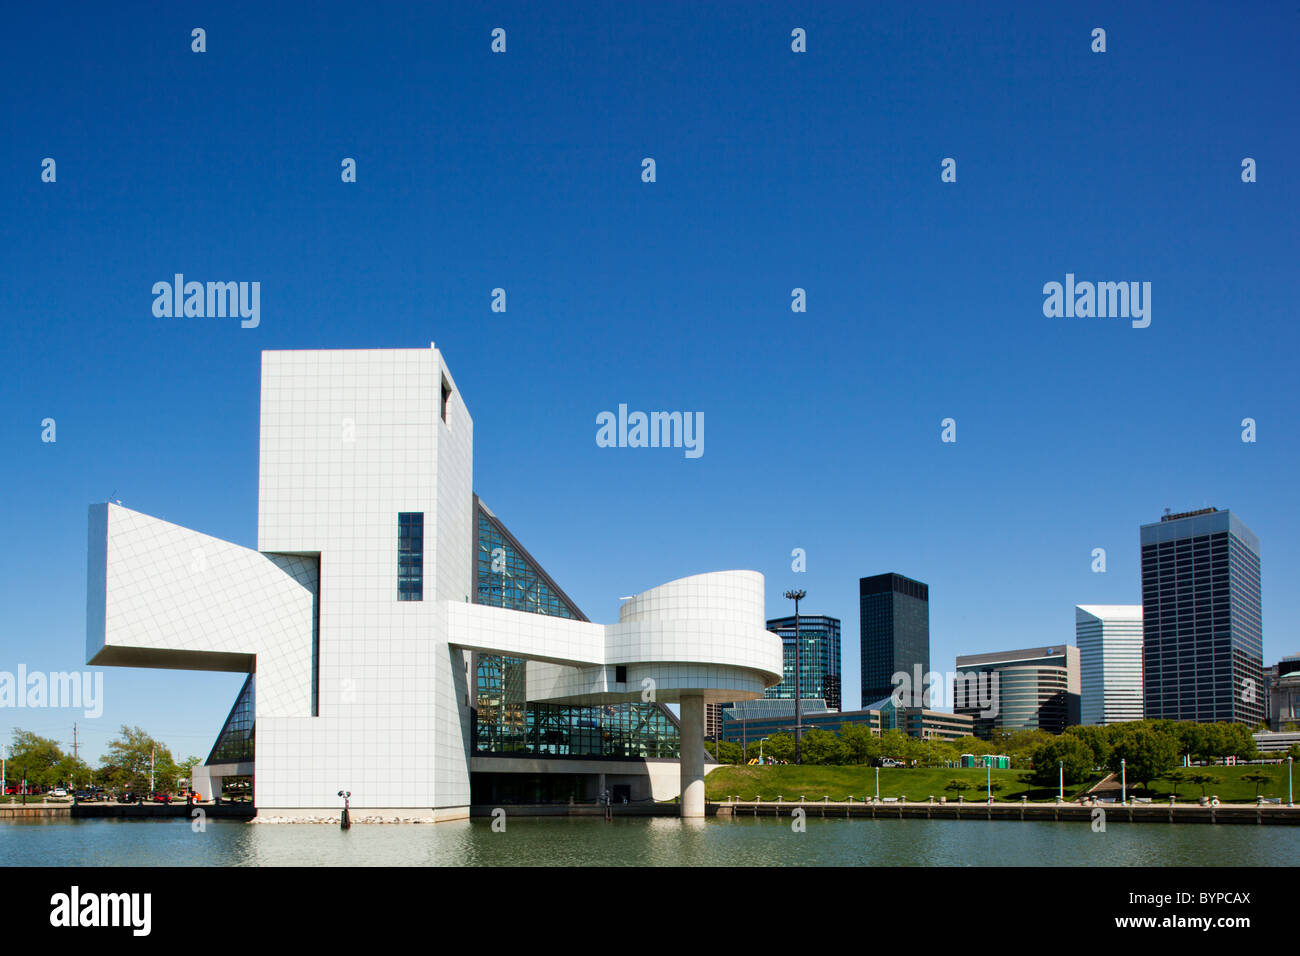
[
  {"left": 5, "top": 800, "right": 1294, "bottom": 825},
  {"left": 713, "top": 799, "right": 1300, "bottom": 825},
  {"left": 0, "top": 805, "right": 71, "bottom": 820}
]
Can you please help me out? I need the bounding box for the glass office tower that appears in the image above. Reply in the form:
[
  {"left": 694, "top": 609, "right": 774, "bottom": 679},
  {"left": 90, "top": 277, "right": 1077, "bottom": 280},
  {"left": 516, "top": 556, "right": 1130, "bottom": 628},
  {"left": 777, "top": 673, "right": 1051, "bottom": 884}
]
[
  {"left": 1075, "top": 605, "right": 1144, "bottom": 726},
  {"left": 1140, "top": 508, "right": 1264, "bottom": 725},
  {"left": 764, "top": 614, "right": 842, "bottom": 711},
  {"left": 860, "top": 573, "right": 930, "bottom": 706}
]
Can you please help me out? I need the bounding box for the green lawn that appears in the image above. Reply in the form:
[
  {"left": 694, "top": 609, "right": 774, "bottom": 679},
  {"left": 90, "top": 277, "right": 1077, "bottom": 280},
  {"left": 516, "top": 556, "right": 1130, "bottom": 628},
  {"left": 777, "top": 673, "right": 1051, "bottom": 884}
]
[
  {"left": 704, "top": 765, "right": 1102, "bottom": 802},
  {"left": 1113, "top": 765, "right": 1293, "bottom": 802},
  {"left": 704, "top": 764, "right": 1294, "bottom": 803}
]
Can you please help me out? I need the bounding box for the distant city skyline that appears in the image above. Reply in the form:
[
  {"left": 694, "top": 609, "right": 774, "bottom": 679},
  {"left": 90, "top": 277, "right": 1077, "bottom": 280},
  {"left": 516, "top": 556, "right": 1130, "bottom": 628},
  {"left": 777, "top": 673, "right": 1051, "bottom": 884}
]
[{"left": 3, "top": 4, "right": 1297, "bottom": 764}]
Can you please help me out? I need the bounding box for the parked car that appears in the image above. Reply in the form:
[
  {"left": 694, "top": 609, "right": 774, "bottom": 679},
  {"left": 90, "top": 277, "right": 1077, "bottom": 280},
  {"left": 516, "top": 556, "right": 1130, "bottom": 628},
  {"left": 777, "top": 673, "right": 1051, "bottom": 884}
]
[
  {"left": 52, "top": 788, "right": 69, "bottom": 797},
  {"left": 150, "top": 792, "right": 173, "bottom": 804},
  {"left": 118, "top": 791, "right": 137, "bottom": 803}
]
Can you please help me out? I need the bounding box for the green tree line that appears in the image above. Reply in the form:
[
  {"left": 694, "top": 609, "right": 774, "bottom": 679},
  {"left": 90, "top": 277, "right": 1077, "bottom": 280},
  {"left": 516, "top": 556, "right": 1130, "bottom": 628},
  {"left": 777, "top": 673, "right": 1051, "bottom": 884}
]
[
  {"left": 4, "top": 726, "right": 200, "bottom": 794},
  {"left": 710, "top": 718, "right": 1296, "bottom": 784}
]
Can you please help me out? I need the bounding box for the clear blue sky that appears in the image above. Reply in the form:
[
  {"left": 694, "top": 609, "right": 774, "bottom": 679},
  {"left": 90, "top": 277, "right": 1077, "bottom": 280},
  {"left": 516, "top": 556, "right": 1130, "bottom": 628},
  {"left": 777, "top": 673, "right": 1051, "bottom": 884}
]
[{"left": 2, "top": 2, "right": 1297, "bottom": 764}]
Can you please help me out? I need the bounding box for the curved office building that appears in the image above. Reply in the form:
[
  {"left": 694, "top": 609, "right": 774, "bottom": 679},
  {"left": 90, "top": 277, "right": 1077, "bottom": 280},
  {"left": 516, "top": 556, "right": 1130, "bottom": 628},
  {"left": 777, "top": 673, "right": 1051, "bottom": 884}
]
[
  {"left": 85, "top": 346, "right": 783, "bottom": 818},
  {"left": 954, "top": 645, "right": 1081, "bottom": 738},
  {"left": 995, "top": 665, "right": 1073, "bottom": 733}
]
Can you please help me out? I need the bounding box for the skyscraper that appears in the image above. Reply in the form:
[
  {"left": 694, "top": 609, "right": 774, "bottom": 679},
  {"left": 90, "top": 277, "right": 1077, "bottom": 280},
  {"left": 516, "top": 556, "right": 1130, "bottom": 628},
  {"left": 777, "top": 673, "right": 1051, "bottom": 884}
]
[
  {"left": 764, "top": 614, "right": 842, "bottom": 710},
  {"left": 1075, "top": 605, "right": 1144, "bottom": 725},
  {"left": 1140, "top": 508, "right": 1263, "bottom": 725},
  {"left": 860, "top": 573, "right": 929, "bottom": 706}
]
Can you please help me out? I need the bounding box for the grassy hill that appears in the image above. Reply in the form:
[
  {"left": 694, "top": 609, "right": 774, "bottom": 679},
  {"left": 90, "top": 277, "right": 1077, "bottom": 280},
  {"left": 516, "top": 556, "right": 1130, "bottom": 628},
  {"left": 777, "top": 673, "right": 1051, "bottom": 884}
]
[{"left": 704, "top": 764, "right": 1293, "bottom": 803}]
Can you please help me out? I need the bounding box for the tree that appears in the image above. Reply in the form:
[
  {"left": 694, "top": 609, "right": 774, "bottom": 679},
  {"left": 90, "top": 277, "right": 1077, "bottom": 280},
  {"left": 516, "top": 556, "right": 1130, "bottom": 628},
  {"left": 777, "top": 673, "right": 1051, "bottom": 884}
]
[
  {"left": 800, "top": 729, "right": 848, "bottom": 765},
  {"left": 5, "top": 730, "right": 65, "bottom": 788},
  {"left": 1030, "top": 735, "right": 1093, "bottom": 789},
  {"left": 1064, "top": 724, "right": 1112, "bottom": 768},
  {"left": 713, "top": 740, "right": 744, "bottom": 765},
  {"left": 52, "top": 753, "right": 92, "bottom": 790},
  {"left": 878, "top": 729, "right": 910, "bottom": 761},
  {"left": 1288, "top": 743, "right": 1300, "bottom": 762},
  {"left": 944, "top": 779, "right": 971, "bottom": 796},
  {"left": 838, "top": 723, "right": 878, "bottom": 765},
  {"left": 1172, "top": 721, "right": 1205, "bottom": 764},
  {"left": 1164, "top": 768, "right": 1191, "bottom": 798},
  {"left": 998, "top": 728, "right": 1054, "bottom": 760},
  {"left": 1242, "top": 772, "right": 1271, "bottom": 798},
  {"left": 100, "top": 726, "right": 181, "bottom": 793},
  {"left": 1108, "top": 725, "right": 1178, "bottom": 796},
  {"left": 1187, "top": 772, "right": 1217, "bottom": 797},
  {"left": 760, "top": 732, "right": 795, "bottom": 764},
  {"left": 948, "top": 735, "right": 995, "bottom": 757},
  {"left": 1222, "top": 723, "right": 1259, "bottom": 762},
  {"left": 923, "top": 740, "right": 958, "bottom": 768},
  {"left": 1194, "top": 722, "right": 1233, "bottom": 763}
]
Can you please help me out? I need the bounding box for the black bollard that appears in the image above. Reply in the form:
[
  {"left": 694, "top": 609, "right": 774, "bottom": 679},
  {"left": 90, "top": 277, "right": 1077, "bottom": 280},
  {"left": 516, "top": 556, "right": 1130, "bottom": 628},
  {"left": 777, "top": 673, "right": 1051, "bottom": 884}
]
[{"left": 338, "top": 789, "right": 352, "bottom": 829}]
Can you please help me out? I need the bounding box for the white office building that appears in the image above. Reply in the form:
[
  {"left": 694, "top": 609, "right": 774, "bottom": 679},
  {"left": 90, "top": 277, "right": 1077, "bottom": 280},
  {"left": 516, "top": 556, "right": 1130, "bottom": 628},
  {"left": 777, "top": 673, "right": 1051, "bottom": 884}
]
[
  {"left": 1075, "top": 605, "right": 1144, "bottom": 726},
  {"left": 85, "top": 346, "right": 782, "bottom": 818}
]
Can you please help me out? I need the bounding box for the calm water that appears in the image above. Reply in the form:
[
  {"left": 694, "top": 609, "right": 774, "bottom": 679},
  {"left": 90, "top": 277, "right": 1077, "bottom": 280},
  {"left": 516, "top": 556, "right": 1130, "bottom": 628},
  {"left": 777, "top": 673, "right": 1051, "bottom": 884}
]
[{"left": 1, "top": 816, "right": 1296, "bottom": 866}]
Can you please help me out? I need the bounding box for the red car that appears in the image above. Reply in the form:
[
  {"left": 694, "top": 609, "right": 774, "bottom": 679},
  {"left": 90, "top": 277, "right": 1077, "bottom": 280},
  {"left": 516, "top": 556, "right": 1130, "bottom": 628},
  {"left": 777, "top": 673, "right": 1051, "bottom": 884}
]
[{"left": 150, "top": 792, "right": 173, "bottom": 804}]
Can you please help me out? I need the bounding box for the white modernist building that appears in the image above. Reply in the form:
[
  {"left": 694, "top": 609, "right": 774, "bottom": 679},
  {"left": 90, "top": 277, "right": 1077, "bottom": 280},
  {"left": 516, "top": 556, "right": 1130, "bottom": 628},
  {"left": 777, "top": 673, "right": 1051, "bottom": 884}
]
[
  {"left": 86, "top": 346, "right": 782, "bottom": 818},
  {"left": 1075, "top": 605, "right": 1144, "bottom": 726}
]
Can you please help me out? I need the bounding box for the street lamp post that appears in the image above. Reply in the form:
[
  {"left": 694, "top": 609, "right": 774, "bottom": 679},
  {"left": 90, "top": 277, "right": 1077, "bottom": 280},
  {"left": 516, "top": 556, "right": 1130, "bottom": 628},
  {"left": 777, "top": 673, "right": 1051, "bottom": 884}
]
[
  {"left": 875, "top": 765, "right": 880, "bottom": 801},
  {"left": 784, "top": 589, "right": 806, "bottom": 765},
  {"left": 1121, "top": 758, "right": 1127, "bottom": 805},
  {"left": 987, "top": 760, "right": 992, "bottom": 804},
  {"left": 1289, "top": 756, "right": 1293, "bottom": 807},
  {"left": 1059, "top": 760, "right": 1064, "bottom": 801}
]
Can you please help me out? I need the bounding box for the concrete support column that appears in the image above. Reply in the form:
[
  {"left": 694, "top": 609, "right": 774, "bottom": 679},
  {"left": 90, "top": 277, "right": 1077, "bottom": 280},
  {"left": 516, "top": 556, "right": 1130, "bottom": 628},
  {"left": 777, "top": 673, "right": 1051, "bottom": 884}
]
[{"left": 679, "top": 693, "right": 706, "bottom": 818}]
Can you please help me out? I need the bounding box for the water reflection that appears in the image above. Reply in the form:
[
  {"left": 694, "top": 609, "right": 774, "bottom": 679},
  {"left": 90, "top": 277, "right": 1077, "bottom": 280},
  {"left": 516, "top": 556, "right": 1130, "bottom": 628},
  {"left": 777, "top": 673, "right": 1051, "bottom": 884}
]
[{"left": 0, "top": 816, "right": 1295, "bottom": 867}]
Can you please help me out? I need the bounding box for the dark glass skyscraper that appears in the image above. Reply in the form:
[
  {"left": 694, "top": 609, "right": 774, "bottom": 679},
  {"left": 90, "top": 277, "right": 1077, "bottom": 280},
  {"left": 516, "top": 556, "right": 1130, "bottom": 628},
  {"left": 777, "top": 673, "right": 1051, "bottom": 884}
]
[
  {"left": 1140, "top": 508, "right": 1263, "bottom": 725},
  {"left": 764, "top": 614, "right": 842, "bottom": 711},
  {"left": 860, "top": 573, "right": 930, "bottom": 706}
]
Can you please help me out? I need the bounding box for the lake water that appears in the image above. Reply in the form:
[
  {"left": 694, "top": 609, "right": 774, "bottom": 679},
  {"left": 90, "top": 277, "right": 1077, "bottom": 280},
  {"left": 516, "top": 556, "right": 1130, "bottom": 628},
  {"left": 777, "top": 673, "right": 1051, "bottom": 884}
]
[{"left": 2, "top": 815, "right": 1296, "bottom": 866}]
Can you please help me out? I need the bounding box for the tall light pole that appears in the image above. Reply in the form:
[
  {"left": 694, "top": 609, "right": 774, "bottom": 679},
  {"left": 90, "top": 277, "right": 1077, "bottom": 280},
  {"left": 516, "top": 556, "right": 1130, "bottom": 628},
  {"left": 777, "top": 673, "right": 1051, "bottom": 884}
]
[
  {"left": 987, "top": 759, "right": 992, "bottom": 804},
  {"left": 1121, "top": 758, "right": 1127, "bottom": 805},
  {"left": 784, "top": 589, "right": 806, "bottom": 765},
  {"left": 1289, "top": 756, "right": 1293, "bottom": 807},
  {"left": 875, "top": 765, "right": 880, "bottom": 801},
  {"left": 1058, "top": 759, "right": 1064, "bottom": 801}
]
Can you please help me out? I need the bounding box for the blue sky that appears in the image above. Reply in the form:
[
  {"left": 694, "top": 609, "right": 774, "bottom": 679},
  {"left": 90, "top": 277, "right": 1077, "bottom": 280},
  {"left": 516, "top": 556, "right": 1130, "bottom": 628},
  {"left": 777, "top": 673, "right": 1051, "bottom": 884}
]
[{"left": 2, "top": 2, "right": 1297, "bottom": 763}]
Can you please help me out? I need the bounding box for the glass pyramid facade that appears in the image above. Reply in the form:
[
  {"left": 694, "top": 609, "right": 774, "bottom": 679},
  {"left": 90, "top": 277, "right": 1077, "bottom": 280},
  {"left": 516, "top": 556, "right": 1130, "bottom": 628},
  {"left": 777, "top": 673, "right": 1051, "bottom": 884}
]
[
  {"left": 207, "top": 673, "right": 255, "bottom": 764},
  {"left": 473, "top": 497, "right": 679, "bottom": 758}
]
